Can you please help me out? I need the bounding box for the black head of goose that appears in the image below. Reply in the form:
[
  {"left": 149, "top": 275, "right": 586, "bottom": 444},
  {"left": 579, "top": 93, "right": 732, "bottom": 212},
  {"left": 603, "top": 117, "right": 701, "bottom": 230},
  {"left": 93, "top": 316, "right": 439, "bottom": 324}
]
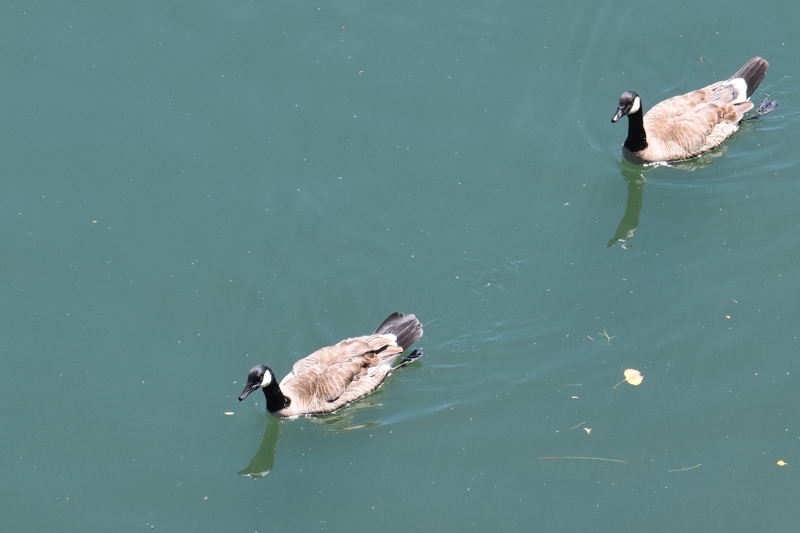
[
  {"left": 612, "top": 57, "right": 777, "bottom": 164},
  {"left": 238, "top": 312, "right": 423, "bottom": 417}
]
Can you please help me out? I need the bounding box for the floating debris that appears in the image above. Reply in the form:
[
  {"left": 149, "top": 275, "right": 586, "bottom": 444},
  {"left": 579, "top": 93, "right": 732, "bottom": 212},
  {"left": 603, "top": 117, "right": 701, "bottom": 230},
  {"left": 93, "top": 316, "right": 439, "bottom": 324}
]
[
  {"left": 614, "top": 368, "right": 643, "bottom": 388},
  {"left": 538, "top": 456, "right": 628, "bottom": 464},
  {"left": 667, "top": 463, "right": 702, "bottom": 472}
]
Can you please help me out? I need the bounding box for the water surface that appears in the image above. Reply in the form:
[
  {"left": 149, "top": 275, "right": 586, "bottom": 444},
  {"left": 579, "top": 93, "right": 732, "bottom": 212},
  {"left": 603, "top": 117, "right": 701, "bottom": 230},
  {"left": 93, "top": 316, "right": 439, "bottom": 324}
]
[{"left": 2, "top": 1, "right": 799, "bottom": 531}]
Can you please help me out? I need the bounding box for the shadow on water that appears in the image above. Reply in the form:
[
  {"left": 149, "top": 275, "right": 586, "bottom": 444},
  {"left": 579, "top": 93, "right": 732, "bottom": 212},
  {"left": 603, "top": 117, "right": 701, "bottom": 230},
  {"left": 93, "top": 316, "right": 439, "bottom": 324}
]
[
  {"left": 607, "top": 147, "right": 728, "bottom": 248},
  {"left": 303, "top": 387, "right": 388, "bottom": 431},
  {"left": 237, "top": 367, "right": 418, "bottom": 478},
  {"left": 667, "top": 145, "right": 728, "bottom": 171}
]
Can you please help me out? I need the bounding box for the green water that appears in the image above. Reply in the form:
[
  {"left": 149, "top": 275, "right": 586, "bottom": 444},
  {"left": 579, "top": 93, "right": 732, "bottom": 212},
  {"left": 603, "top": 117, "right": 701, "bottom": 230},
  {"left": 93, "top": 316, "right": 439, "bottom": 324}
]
[{"left": 3, "top": 1, "right": 799, "bottom": 531}]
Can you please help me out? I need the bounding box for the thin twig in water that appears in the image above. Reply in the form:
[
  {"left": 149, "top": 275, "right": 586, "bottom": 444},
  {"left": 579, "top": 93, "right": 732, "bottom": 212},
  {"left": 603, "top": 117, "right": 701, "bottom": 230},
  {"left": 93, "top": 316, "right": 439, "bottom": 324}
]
[
  {"left": 600, "top": 329, "right": 615, "bottom": 343},
  {"left": 588, "top": 329, "right": 616, "bottom": 346},
  {"left": 667, "top": 463, "right": 702, "bottom": 472},
  {"left": 570, "top": 422, "right": 586, "bottom": 430},
  {"left": 538, "top": 456, "right": 628, "bottom": 464}
]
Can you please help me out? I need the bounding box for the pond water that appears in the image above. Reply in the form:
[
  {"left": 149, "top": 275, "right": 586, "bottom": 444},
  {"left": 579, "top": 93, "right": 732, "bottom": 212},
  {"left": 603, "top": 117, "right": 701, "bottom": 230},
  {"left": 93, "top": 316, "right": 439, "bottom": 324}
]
[{"left": 2, "top": 1, "right": 799, "bottom": 531}]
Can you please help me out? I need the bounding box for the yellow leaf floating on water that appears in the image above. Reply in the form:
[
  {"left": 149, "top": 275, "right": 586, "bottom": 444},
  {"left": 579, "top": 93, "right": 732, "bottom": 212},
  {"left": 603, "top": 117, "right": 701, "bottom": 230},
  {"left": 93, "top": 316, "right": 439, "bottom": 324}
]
[
  {"left": 777, "top": 460, "right": 787, "bottom": 467},
  {"left": 624, "top": 369, "right": 643, "bottom": 385},
  {"left": 613, "top": 368, "right": 643, "bottom": 388}
]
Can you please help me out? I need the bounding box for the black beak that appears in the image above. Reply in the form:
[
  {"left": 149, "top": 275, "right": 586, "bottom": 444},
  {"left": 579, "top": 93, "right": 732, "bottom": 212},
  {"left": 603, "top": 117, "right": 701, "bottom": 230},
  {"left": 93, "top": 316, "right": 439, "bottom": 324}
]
[
  {"left": 611, "top": 108, "right": 625, "bottom": 123},
  {"left": 239, "top": 383, "right": 256, "bottom": 401}
]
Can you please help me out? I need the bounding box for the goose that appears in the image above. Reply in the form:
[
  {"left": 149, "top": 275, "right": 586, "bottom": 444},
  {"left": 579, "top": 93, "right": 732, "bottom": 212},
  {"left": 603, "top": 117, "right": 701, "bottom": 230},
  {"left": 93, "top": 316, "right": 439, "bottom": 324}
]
[
  {"left": 238, "top": 312, "right": 423, "bottom": 417},
  {"left": 612, "top": 57, "right": 777, "bottom": 164}
]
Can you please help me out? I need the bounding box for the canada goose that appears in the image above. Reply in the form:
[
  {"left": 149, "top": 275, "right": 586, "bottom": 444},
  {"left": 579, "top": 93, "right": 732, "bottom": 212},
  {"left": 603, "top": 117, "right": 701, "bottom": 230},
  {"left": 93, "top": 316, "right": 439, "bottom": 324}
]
[
  {"left": 238, "top": 312, "right": 423, "bottom": 417},
  {"left": 612, "top": 57, "right": 777, "bottom": 164}
]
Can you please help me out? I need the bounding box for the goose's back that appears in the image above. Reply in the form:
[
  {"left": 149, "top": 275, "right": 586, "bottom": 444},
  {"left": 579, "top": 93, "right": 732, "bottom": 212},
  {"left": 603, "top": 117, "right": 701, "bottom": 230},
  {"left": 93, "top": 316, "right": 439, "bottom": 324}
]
[
  {"left": 278, "top": 334, "right": 404, "bottom": 416},
  {"left": 639, "top": 81, "right": 753, "bottom": 162}
]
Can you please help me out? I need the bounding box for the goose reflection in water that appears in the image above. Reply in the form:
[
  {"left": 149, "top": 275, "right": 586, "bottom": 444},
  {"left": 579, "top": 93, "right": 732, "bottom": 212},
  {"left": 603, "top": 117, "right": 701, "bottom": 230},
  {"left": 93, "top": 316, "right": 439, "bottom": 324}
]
[
  {"left": 608, "top": 167, "right": 645, "bottom": 249},
  {"left": 608, "top": 148, "right": 728, "bottom": 248}
]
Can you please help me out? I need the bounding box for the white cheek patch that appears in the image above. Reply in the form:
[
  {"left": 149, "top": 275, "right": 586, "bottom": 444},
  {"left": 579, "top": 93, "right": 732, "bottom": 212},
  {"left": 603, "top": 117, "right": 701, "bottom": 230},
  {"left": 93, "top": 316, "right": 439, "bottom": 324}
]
[
  {"left": 260, "top": 369, "right": 273, "bottom": 388},
  {"left": 630, "top": 96, "right": 641, "bottom": 114}
]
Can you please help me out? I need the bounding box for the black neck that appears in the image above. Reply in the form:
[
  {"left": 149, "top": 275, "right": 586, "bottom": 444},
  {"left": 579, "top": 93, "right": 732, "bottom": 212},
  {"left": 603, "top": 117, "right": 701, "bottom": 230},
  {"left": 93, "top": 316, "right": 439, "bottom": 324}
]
[
  {"left": 262, "top": 381, "right": 291, "bottom": 413},
  {"left": 623, "top": 109, "right": 648, "bottom": 153}
]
